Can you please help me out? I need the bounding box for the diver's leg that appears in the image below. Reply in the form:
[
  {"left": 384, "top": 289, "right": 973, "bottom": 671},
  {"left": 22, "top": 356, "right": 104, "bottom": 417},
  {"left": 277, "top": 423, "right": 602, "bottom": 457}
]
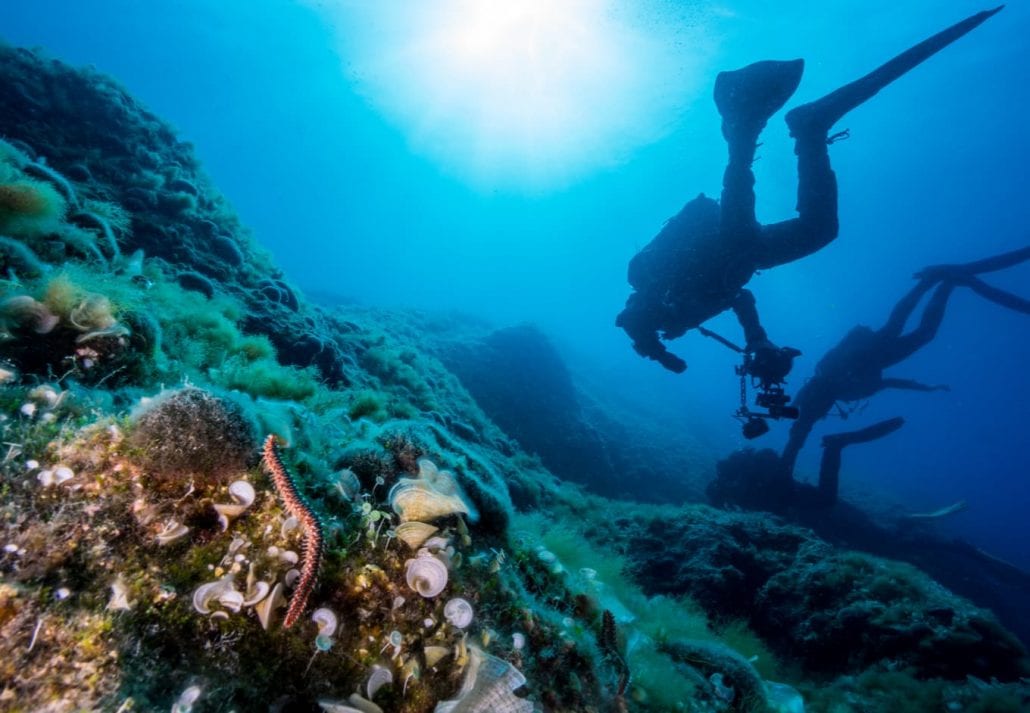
[
  {"left": 714, "top": 60, "right": 804, "bottom": 238},
  {"left": 887, "top": 281, "right": 956, "bottom": 364},
  {"left": 818, "top": 416, "right": 905, "bottom": 506},
  {"left": 757, "top": 7, "right": 1003, "bottom": 269},
  {"left": 916, "top": 244, "right": 1030, "bottom": 281},
  {"left": 963, "top": 275, "right": 1030, "bottom": 315},
  {"left": 881, "top": 377, "right": 950, "bottom": 392},
  {"left": 785, "top": 7, "right": 1002, "bottom": 141},
  {"left": 755, "top": 136, "right": 839, "bottom": 268},
  {"left": 781, "top": 377, "right": 839, "bottom": 475},
  {"left": 880, "top": 278, "right": 938, "bottom": 338}
]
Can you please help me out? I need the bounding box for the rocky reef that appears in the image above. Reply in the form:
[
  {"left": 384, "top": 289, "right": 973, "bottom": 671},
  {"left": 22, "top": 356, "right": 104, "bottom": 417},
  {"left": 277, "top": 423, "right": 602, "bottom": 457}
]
[{"left": 0, "top": 42, "right": 1028, "bottom": 713}]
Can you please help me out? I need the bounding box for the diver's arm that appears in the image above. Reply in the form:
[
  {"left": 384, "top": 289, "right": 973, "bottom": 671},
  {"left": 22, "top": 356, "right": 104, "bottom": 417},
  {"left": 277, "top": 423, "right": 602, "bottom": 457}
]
[{"left": 623, "top": 326, "right": 688, "bottom": 373}]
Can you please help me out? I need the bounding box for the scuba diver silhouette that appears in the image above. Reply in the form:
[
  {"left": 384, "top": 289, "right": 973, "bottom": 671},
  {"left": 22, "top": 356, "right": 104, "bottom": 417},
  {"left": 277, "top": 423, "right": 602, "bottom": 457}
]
[
  {"left": 616, "top": 7, "right": 1003, "bottom": 433},
  {"left": 781, "top": 244, "right": 1030, "bottom": 479}
]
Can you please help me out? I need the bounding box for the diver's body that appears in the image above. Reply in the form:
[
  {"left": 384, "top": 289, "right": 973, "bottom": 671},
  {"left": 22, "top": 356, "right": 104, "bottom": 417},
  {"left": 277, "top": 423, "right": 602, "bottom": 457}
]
[
  {"left": 617, "top": 8, "right": 1003, "bottom": 376},
  {"left": 781, "top": 277, "right": 955, "bottom": 474},
  {"left": 782, "top": 242, "right": 1030, "bottom": 475}
]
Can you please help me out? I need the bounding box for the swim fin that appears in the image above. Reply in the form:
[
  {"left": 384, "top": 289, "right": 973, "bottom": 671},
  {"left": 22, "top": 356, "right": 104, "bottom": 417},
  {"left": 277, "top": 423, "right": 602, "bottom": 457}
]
[{"left": 785, "top": 6, "right": 1004, "bottom": 139}]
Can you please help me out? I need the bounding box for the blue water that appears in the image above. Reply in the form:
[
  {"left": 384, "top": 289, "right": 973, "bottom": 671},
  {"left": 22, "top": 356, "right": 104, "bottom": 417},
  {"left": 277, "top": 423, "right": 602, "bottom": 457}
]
[{"left": 5, "top": 0, "right": 1028, "bottom": 568}]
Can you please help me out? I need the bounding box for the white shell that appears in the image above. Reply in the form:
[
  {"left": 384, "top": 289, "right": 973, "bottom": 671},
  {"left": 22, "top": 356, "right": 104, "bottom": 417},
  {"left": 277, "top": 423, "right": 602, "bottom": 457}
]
[
  {"left": 405, "top": 552, "right": 448, "bottom": 598},
  {"left": 444, "top": 598, "right": 474, "bottom": 629},
  {"left": 242, "top": 580, "right": 270, "bottom": 607},
  {"left": 281, "top": 515, "right": 299, "bottom": 538},
  {"left": 107, "top": 576, "right": 132, "bottom": 611},
  {"left": 346, "top": 694, "right": 384, "bottom": 713},
  {"left": 192, "top": 577, "right": 238, "bottom": 615},
  {"left": 284, "top": 569, "right": 301, "bottom": 588},
  {"left": 37, "top": 466, "right": 74, "bottom": 487},
  {"left": 424, "top": 645, "right": 450, "bottom": 667},
  {"left": 312, "top": 607, "right": 338, "bottom": 638},
  {"left": 281, "top": 550, "right": 300, "bottom": 565},
  {"left": 389, "top": 477, "right": 469, "bottom": 523},
  {"left": 422, "top": 536, "right": 450, "bottom": 553},
  {"left": 213, "top": 480, "right": 256, "bottom": 526},
  {"left": 228, "top": 480, "right": 255, "bottom": 506},
  {"left": 512, "top": 632, "right": 526, "bottom": 650},
  {"left": 366, "top": 664, "right": 393, "bottom": 700},
  {"left": 157, "top": 520, "right": 190, "bottom": 545},
  {"left": 417, "top": 458, "right": 459, "bottom": 495},
  {"left": 172, "top": 685, "right": 202, "bottom": 713},
  {"left": 334, "top": 468, "right": 361, "bottom": 500},
  {"left": 255, "top": 582, "right": 286, "bottom": 630},
  {"left": 395, "top": 521, "right": 438, "bottom": 550},
  {"left": 318, "top": 703, "right": 364, "bottom": 713}
]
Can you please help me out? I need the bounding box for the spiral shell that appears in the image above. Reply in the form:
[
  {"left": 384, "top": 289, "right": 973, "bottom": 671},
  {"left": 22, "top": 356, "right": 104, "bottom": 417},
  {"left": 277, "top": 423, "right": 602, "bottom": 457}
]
[
  {"left": 405, "top": 552, "right": 448, "bottom": 598},
  {"left": 444, "top": 597, "right": 474, "bottom": 629},
  {"left": 312, "top": 607, "right": 338, "bottom": 638}
]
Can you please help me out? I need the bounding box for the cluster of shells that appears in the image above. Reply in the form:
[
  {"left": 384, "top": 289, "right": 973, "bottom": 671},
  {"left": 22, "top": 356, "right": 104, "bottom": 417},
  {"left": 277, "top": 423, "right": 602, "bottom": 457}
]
[
  {"left": 392, "top": 459, "right": 471, "bottom": 601},
  {"left": 183, "top": 480, "right": 303, "bottom": 629},
  {"left": 315, "top": 458, "right": 483, "bottom": 713}
]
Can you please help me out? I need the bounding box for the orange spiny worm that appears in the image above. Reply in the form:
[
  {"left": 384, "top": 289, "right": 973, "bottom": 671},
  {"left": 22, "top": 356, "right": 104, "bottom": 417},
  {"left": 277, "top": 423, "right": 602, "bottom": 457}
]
[{"left": 262, "top": 435, "right": 324, "bottom": 628}]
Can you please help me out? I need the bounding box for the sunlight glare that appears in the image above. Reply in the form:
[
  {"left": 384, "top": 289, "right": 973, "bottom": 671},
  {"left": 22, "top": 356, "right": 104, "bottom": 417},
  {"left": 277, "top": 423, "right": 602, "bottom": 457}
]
[{"left": 308, "top": 1, "right": 714, "bottom": 189}]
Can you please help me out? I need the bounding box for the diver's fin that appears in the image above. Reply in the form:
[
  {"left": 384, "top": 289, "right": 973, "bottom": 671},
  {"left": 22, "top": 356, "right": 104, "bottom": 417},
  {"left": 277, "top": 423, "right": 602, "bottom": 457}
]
[
  {"left": 904, "top": 500, "right": 968, "bottom": 521},
  {"left": 714, "top": 59, "right": 805, "bottom": 139},
  {"left": 786, "top": 6, "right": 1004, "bottom": 139}
]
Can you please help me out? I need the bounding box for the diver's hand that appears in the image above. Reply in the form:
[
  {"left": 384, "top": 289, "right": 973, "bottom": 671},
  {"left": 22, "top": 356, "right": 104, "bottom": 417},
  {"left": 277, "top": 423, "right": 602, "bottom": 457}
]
[{"left": 657, "top": 351, "right": 688, "bottom": 373}]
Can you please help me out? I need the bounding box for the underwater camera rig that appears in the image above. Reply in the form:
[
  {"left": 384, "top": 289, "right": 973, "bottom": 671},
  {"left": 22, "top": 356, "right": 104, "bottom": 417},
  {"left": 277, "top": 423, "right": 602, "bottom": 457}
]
[{"left": 699, "top": 327, "right": 801, "bottom": 439}]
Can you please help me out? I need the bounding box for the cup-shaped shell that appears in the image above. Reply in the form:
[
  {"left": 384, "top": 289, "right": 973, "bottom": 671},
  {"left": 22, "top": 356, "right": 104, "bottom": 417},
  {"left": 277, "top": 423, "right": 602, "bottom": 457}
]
[
  {"left": 157, "top": 520, "right": 190, "bottom": 545},
  {"left": 423, "top": 645, "right": 450, "bottom": 668},
  {"left": 390, "top": 479, "right": 469, "bottom": 523},
  {"left": 335, "top": 468, "right": 361, "bottom": 500},
  {"left": 405, "top": 552, "right": 448, "bottom": 598},
  {"left": 214, "top": 480, "right": 256, "bottom": 526},
  {"left": 443, "top": 597, "right": 474, "bottom": 629},
  {"left": 395, "top": 522, "right": 438, "bottom": 550},
  {"left": 416, "top": 458, "right": 460, "bottom": 495},
  {"left": 366, "top": 664, "right": 393, "bottom": 700},
  {"left": 107, "top": 576, "right": 132, "bottom": 611},
  {"left": 193, "top": 577, "right": 239, "bottom": 615},
  {"left": 255, "top": 582, "right": 286, "bottom": 630},
  {"left": 243, "top": 580, "right": 270, "bottom": 607}
]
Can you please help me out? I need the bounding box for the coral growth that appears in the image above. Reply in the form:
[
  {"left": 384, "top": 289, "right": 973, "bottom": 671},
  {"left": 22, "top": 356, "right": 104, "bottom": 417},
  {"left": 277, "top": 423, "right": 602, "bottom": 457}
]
[{"left": 127, "top": 387, "right": 257, "bottom": 484}]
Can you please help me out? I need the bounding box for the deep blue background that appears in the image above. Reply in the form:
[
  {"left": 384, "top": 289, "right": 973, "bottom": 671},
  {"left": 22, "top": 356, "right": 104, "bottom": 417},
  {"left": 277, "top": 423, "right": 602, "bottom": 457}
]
[{"left": 4, "top": 1, "right": 1028, "bottom": 567}]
